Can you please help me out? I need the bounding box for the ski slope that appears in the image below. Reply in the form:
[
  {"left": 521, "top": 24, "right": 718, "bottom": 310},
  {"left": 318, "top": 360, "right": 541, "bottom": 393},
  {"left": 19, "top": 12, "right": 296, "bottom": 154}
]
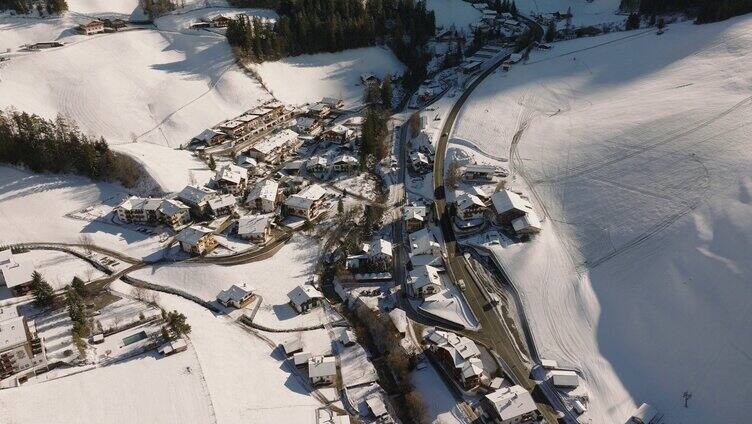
[
  {"left": 453, "top": 16, "right": 752, "bottom": 424},
  {"left": 426, "top": 0, "right": 482, "bottom": 31}
]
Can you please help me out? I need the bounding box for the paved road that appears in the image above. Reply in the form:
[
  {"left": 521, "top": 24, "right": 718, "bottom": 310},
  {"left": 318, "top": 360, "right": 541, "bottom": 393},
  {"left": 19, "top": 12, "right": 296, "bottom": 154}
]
[{"left": 428, "top": 16, "right": 566, "bottom": 424}]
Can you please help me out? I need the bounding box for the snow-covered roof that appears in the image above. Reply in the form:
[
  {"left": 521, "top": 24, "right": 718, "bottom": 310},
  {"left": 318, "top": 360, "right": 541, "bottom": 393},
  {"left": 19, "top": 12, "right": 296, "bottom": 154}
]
[
  {"left": 425, "top": 329, "right": 481, "bottom": 366},
  {"left": 365, "top": 395, "right": 388, "bottom": 417},
  {"left": 465, "top": 185, "right": 489, "bottom": 199},
  {"left": 307, "top": 156, "right": 328, "bottom": 168},
  {"left": 410, "top": 151, "right": 429, "bottom": 165},
  {"left": 177, "top": 185, "right": 217, "bottom": 206},
  {"left": 404, "top": 205, "right": 427, "bottom": 222},
  {"left": 194, "top": 128, "right": 225, "bottom": 142},
  {"left": 370, "top": 239, "right": 393, "bottom": 258},
  {"left": 464, "top": 164, "right": 496, "bottom": 174},
  {"left": 282, "top": 334, "right": 303, "bottom": 354},
  {"left": 293, "top": 351, "right": 312, "bottom": 366},
  {"left": 175, "top": 225, "right": 214, "bottom": 246},
  {"left": 512, "top": 211, "right": 542, "bottom": 232},
  {"left": 159, "top": 199, "right": 190, "bottom": 217},
  {"left": 287, "top": 285, "right": 322, "bottom": 307},
  {"left": 550, "top": 369, "right": 579, "bottom": 387},
  {"left": 484, "top": 385, "right": 538, "bottom": 421},
  {"left": 0, "top": 305, "right": 20, "bottom": 322},
  {"left": 217, "top": 284, "right": 252, "bottom": 304},
  {"left": 0, "top": 316, "right": 28, "bottom": 350},
  {"left": 118, "top": 196, "right": 162, "bottom": 211},
  {"left": 237, "top": 215, "right": 271, "bottom": 236},
  {"left": 215, "top": 164, "right": 247, "bottom": 185},
  {"left": 333, "top": 154, "right": 358, "bottom": 165},
  {"left": 335, "top": 328, "right": 356, "bottom": 345},
  {"left": 321, "top": 97, "right": 342, "bottom": 107},
  {"left": 456, "top": 193, "right": 485, "bottom": 212},
  {"left": 295, "top": 116, "right": 319, "bottom": 129},
  {"left": 219, "top": 120, "right": 244, "bottom": 130},
  {"left": 409, "top": 265, "right": 442, "bottom": 291},
  {"left": 247, "top": 179, "right": 278, "bottom": 203},
  {"left": 409, "top": 228, "right": 439, "bottom": 256},
  {"left": 388, "top": 308, "right": 407, "bottom": 334},
  {"left": 491, "top": 190, "right": 531, "bottom": 214},
  {"left": 0, "top": 251, "right": 33, "bottom": 289},
  {"left": 285, "top": 184, "right": 327, "bottom": 210},
  {"left": 235, "top": 155, "right": 257, "bottom": 168},
  {"left": 208, "top": 194, "right": 237, "bottom": 211},
  {"left": 308, "top": 356, "right": 337, "bottom": 378},
  {"left": 462, "top": 357, "right": 484, "bottom": 379},
  {"left": 251, "top": 129, "right": 299, "bottom": 155},
  {"left": 327, "top": 124, "right": 352, "bottom": 136}
]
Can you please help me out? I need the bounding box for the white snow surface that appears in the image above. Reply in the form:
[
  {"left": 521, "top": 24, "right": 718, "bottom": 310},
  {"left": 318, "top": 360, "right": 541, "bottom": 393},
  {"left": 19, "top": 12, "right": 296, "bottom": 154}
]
[
  {"left": 66, "top": 0, "right": 143, "bottom": 17},
  {"left": 252, "top": 47, "right": 406, "bottom": 107},
  {"left": 453, "top": 18, "right": 752, "bottom": 424},
  {"left": 426, "top": 0, "right": 482, "bottom": 31},
  {"left": 516, "top": 0, "right": 623, "bottom": 26}
]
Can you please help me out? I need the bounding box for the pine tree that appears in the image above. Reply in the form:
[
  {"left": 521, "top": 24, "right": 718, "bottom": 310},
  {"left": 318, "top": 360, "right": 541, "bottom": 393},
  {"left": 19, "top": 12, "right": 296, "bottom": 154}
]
[
  {"left": 72, "top": 276, "right": 88, "bottom": 298},
  {"left": 545, "top": 20, "right": 556, "bottom": 42},
  {"left": 625, "top": 13, "right": 640, "bottom": 30},
  {"left": 30, "top": 271, "right": 55, "bottom": 308},
  {"left": 380, "top": 73, "right": 393, "bottom": 110},
  {"left": 208, "top": 154, "right": 216, "bottom": 171},
  {"left": 167, "top": 310, "right": 191, "bottom": 337}
]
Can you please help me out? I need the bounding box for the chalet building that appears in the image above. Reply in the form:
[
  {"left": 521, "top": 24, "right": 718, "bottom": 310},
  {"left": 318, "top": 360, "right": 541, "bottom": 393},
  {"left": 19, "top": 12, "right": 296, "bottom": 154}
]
[
  {"left": 407, "top": 265, "right": 442, "bottom": 298},
  {"left": 512, "top": 212, "right": 542, "bottom": 236},
  {"left": 306, "top": 156, "right": 329, "bottom": 173},
  {"left": 321, "top": 97, "right": 344, "bottom": 109},
  {"left": 217, "top": 284, "right": 254, "bottom": 308},
  {"left": 247, "top": 129, "right": 300, "bottom": 164},
  {"left": 308, "top": 103, "right": 331, "bottom": 119},
  {"left": 0, "top": 251, "right": 33, "bottom": 295},
  {"left": 480, "top": 385, "right": 540, "bottom": 424},
  {"left": 410, "top": 151, "right": 432, "bottom": 173},
  {"left": 287, "top": 285, "right": 323, "bottom": 314},
  {"left": 158, "top": 199, "right": 191, "bottom": 229},
  {"left": 320, "top": 125, "right": 354, "bottom": 144},
  {"left": 404, "top": 205, "right": 427, "bottom": 232},
  {"left": 210, "top": 15, "right": 232, "bottom": 27},
  {"left": 102, "top": 19, "right": 128, "bottom": 31},
  {"left": 425, "top": 329, "right": 484, "bottom": 390},
  {"left": 246, "top": 179, "right": 279, "bottom": 213},
  {"left": 408, "top": 228, "right": 441, "bottom": 256},
  {"left": 368, "top": 238, "right": 393, "bottom": 271},
  {"left": 360, "top": 73, "right": 381, "bottom": 87},
  {"left": 308, "top": 356, "right": 337, "bottom": 386},
  {"left": 462, "top": 164, "right": 497, "bottom": 182},
  {"left": 0, "top": 306, "right": 47, "bottom": 379},
  {"left": 207, "top": 194, "right": 237, "bottom": 217},
  {"left": 219, "top": 119, "right": 248, "bottom": 138},
  {"left": 456, "top": 193, "right": 486, "bottom": 221},
  {"left": 192, "top": 128, "right": 226, "bottom": 146},
  {"left": 236, "top": 215, "right": 272, "bottom": 243},
  {"left": 284, "top": 184, "right": 327, "bottom": 220},
  {"left": 491, "top": 190, "right": 532, "bottom": 225},
  {"left": 177, "top": 185, "right": 218, "bottom": 217},
  {"left": 331, "top": 155, "right": 358, "bottom": 173},
  {"left": 78, "top": 20, "right": 105, "bottom": 35},
  {"left": 175, "top": 225, "right": 217, "bottom": 255},
  {"left": 294, "top": 117, "right": 322, "bottom": 135},
  {"left": 213, "top": 164, "right": 248, "bottom": 195},
  {"left": 115, "top": 196, "right": 162, "bottom": 224}
]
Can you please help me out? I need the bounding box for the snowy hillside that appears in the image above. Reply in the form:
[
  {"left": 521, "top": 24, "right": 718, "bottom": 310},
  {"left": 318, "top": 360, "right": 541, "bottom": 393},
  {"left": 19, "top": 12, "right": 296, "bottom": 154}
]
[
  {"left": 516, "top": 0, "right": 623, "bottom": 26},
  {"left": 252, "top": 46, "right": 406, "bottom": 107},
  {"left": 426, "top": 0, "right": 482, "bottom": 31},
  {"left": 453, "top": 16, "right": 752, "bottom": 423}
]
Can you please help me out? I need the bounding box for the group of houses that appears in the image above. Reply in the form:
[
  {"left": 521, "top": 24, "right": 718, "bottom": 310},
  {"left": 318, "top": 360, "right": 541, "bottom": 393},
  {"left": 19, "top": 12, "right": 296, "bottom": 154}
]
[
  {"left": 191, "top": 101, "right": 293, "bottom": 149},
  {"left": 401, "top": 204, "right": 448, "bottom": 298},
  {"left": 76, "top": 19, "right": 127, "bottom": 35},
  {"left": 281, "top": 332, "right": 339, "bottom": 386},
  {"left": 0, "top": 304, "right": 48, "bottom": 381},
  {"left": 345, "top": 238, "right": 394, "bottom": 274},
  {"left": 409, "top": 132, "right": 436, "bottom": 174}
]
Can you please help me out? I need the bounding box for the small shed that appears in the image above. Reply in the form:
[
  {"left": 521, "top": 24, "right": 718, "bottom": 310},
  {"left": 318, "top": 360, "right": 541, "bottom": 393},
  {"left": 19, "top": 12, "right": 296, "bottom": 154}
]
[{"left": 550, "top": 369, "right": 579, "bottom": 388}]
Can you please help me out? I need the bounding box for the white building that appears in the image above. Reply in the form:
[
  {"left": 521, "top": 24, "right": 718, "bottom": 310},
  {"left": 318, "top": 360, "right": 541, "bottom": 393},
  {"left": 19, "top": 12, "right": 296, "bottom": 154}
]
[
  {"left": 331, "top": 154, "right": 358, "bottom": 173},
  {"left": 282, "top": 334, "right": 303, "bottom": 355},
  {"left": 306, "top": 156, "right": 329, "bottom": 173},
  {"left": 481, "top": 385, "right": 540, "bottom": 424},
  {"left": 158, "top": 199, "right": 191, "bottom": 229},
  {"left": 177, "top": 185, "right": 218, "bottom": 215},
  {"left": 425, "top": 329, "right": 483, "bottom": 389},
  {"left": 550, "top": 369, "right": 579, "bottom": 388},
  {"left": 404, "top": 205, "right": 427, "bottom": 231},
  {"left": 308, "top": 355, "right": 337, "bottom": 386},
  {"left": 408, "top": 228, "right": 441, "bottom": 256},
  {"left": 456, "top": 193, "right": 486, "bottom": 221},
  {"left": 287, "top": 285, "right": 323, "bottom": 314},
  {"left": 408, "top": 265, "right": 442, "bottom": 298},
  {"left": 491, "top": 190, "right": 532, "bottom": 225},
  {"left": 462, "top": 164, "right": 497, "bottom": 182},
  {"left": 247, "top": 129, "right": 300, "bottom": 164},
  {"left": 115, "top": 196, "right": 162, "bottom": 224},
  {"left": 217, "top": 284, "right": 254, "bottom": 308},
  {"left": 207, "top": 194, "right": 237, "bottom": 217},
  {"left": 511, "top": 211, "right": 542, "bottom": 235},
  {"left": 284, "top": 184, "right": 327, "bottom": 219},
  {"left": 236, "top": 215, "right": 272, "bottom": 243},
  {"left": 0, "top": 250, "right": 33, "bottom": 294},
  {"left": 213, "top": 164, "right": 248, "bottom": 195},
  {"left": 246, "top": 179, "right": 279, "bottom": 213},
  {"left": 0, "top": 306, "right": 47, "bottom": 379}
]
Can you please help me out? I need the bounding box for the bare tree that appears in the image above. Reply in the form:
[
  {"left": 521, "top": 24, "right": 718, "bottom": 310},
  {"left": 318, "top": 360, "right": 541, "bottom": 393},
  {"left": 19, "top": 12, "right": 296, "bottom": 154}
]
[
  {"left": 131, "top": 285, "right": 148, "bottom": 302},
  {"left": 404, "top": 391, "right": 428, "bottom": 424},
  {"left": 78, "top": 234, "right": 94, "bottom": 255},
  {"left": 146, "top": 291, "right": 160, "bottom": 307},
  {"left": 446, "top": 160, "right": 462, "bottom": 188}
]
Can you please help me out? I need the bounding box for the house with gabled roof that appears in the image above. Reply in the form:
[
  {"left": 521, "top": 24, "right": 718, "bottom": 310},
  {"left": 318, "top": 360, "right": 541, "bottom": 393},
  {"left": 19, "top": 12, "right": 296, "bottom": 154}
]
[
  {"left": 246, "top": 179, "right": 279, "bottom": 213},
  {"left": 287, "top": 285, "right": 323, "bottom": 314},
  {"left": 284, "top": 184, "right": 327, "bottom": 219},
  {"left": 175, "top": 225, "right": 217, "bottom": 255}
]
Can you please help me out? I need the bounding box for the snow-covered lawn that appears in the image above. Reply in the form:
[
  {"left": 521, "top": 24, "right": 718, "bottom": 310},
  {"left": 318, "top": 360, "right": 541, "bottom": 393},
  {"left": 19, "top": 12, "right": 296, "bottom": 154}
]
[
  {"left": 0, "top": 166, "right": 166, "bottom": 259},
  {"left": 0, "top": 347, "right": 215, "bottom": 424},
  {"left": 8, "top": 250, "right": 106, "bottom": 291},
  {"left": 426, "top": 0, "right": 482, "bottom": 31},
  {"left": 515, "top": 0, "right": 623, "bottom": 26},
  {"left": 454, "top": 17, "right": 752, "bottom": 424},
  {"left": 66, "top": 0, "right": 145, "bottom": 18},
  {"left": 252, "top": 47, "right": 406, "bottom": 107},
  {"left": 412, "top": 365, "right": 467, "bottom": 424}
]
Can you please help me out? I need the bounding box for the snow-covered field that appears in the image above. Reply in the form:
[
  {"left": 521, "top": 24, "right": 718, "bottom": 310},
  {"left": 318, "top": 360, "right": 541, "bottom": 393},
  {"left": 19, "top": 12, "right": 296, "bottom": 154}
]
[
  {"left": 515, "top": 0, "right": 623, "bottom": 26},
  {"left": 426, "top": 0, "right": 481, "bottom": 31},
  {"left": 0, "top": 349, "right": 216, "bottom": 424},
  {"left": 0, "top": 166, "right": 167, "bottom": 258},
  {"left": 0, "top": 7, "right": 273, "bottom": 190},
  {"left": 454, "top": 17, "right": 752, "bottom": 423},
  {"left": 252, "top": 47, "right": 406, "bottom": 107},
  {"left": 66, "top": 0, "right": 145, "bottom": 18}
]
